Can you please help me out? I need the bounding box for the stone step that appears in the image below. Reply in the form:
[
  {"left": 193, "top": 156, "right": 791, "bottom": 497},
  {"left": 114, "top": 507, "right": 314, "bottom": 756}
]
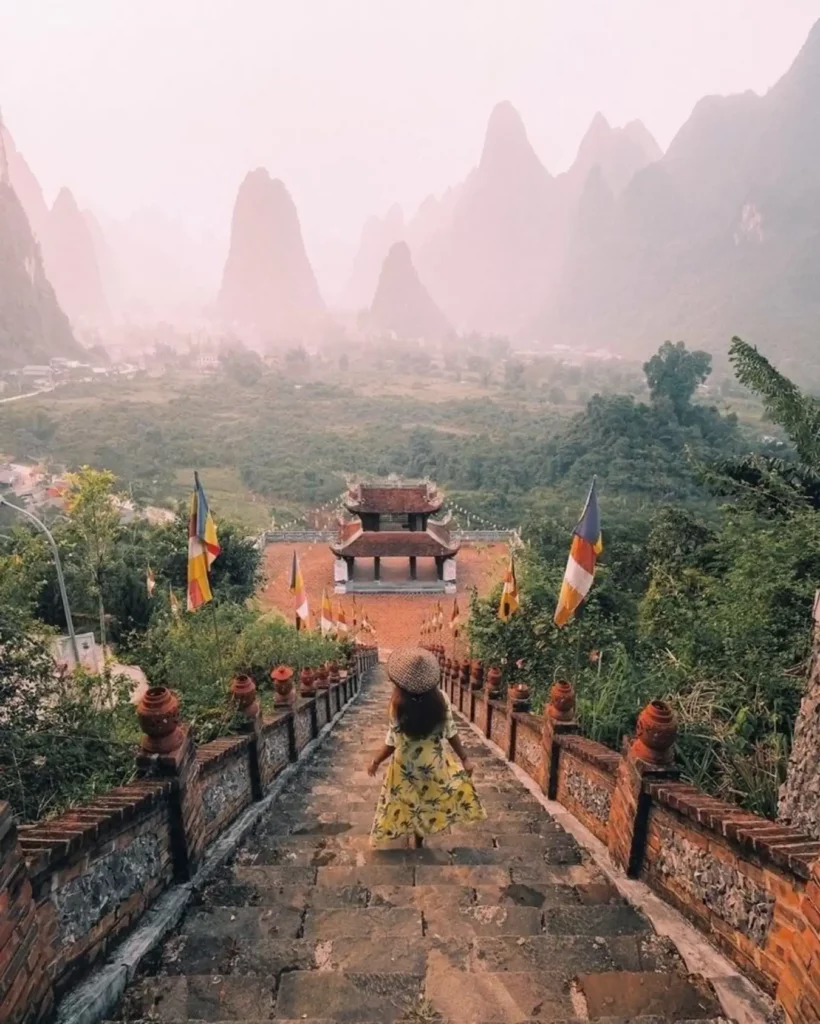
[
  {"left": 276, "top": 970, "right": 423, "bottom": 1022},
  {"left": 109, "top": 1017, "right": 728, "bottom": 1024},
  {"left": 108, "top": 665, "right": 732, "bottom": 1024},
  {"left": 575, "top": 971, "right": 724, "bottom": 1020},
  {"left": 470, "top": 933, "right": 668, "bottom": 975}
]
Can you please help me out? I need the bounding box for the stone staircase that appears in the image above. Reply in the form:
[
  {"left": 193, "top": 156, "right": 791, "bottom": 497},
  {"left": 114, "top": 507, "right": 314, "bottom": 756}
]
[{"left": 110, "top": 667, "right": 729, "bottom": 1024}]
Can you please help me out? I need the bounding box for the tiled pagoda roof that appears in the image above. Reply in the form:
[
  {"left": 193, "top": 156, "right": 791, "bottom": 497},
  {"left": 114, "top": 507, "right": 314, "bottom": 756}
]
[
  {"left": 331, "top": 523, "right": 459, "bottom": 559},
  {"left": 344, "top": 483, "right": 443, "bottom": 515}
]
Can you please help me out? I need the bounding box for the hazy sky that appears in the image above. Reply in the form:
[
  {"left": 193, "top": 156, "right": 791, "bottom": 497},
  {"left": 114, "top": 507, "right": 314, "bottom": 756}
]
[{"left": 2, "top": 0, "right": 819, "bottom": 254}]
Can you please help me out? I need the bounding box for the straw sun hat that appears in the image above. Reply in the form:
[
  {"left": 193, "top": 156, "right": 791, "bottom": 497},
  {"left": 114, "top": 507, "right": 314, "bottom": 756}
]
[{"left": 387, "top": 647, "right": 441, "bottom": 695}]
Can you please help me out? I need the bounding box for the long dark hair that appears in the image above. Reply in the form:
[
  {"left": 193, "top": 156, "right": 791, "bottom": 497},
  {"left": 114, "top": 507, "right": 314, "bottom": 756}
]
[{"left": 393, "top": 686, "right": 447, "bottom": 740}]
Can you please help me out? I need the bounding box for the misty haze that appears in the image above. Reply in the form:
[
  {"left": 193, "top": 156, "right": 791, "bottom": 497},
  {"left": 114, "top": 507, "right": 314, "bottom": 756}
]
[{"left": 3, "top": 6, "right": 820, "bottom": 1024}]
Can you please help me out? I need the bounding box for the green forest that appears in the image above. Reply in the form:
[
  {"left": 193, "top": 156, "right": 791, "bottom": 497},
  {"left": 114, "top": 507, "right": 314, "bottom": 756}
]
[
  {"left": 0, "top": 470, "right": 346, "bottom": 822},
  {"left": 0, "top": 332, "right": 815, "bottom": 825},
  {"left": 470, "top": 338, "right": 819, "bottom": 818}
]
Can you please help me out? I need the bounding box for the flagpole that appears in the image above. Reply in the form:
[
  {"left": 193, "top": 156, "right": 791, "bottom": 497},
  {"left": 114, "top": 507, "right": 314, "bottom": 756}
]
[{"left": 210, "top": 597, "right": 226, "bottom": 678}]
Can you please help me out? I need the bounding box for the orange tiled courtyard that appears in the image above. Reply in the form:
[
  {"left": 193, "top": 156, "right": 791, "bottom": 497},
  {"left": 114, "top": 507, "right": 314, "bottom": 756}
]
[{"left": 259, "top": 541, "right": 509, "bottom": 652}]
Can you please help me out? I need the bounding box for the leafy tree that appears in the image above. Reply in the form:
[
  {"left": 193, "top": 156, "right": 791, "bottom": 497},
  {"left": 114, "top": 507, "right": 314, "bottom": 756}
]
[
  {"left": 643, "top": 341, "right": 712, "bottom": 418},
  {"left": 64, "top": 468, "right": 121, "bottom": 650},
  {"left": 702, "top": 338, "right": 820, "bottom": 514},
  {"left": 219, "top": 345, "right": 264, "bottom": 387}
]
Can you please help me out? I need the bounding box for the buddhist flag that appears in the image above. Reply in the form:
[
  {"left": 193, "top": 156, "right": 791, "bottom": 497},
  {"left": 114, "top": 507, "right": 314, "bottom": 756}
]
[
  {"left": 146, "top": 566, "right": 156, "bottom": 597},
  {"left": 320, "top": 588, "right": 335, "bottom": 636},
  {"left": 169, "top": 586, "right": 181, "bottom": 620},
  {"left": 436, "top": 601, "right": 445, "bottom": 629},
  {"left": 554, "top": 479, "right": 603, "bottom": 627},
  {"left": 351, "top": 596, "right": 359, "bottom": 631},
  {"left": 449, "top": 597, "right": 461, "bottom": 636},
  {"left": 289, "top": 551, "right": 310, "bottom": 629},
  {"left": 498, "top": 553, "right": 520, "bottom": 621},
  {"left": 336, "top": 601, "right": 348, "bottom": 634},
  {"left": 187, "top": 473, "right": 221, "bottom": 611},
  {"left": 362, "top": 613, "right": 376, "bottom": 635}
]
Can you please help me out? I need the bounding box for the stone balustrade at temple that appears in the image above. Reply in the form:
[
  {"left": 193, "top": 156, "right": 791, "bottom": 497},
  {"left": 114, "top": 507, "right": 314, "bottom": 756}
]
[
  {"left": 0, "top": 645, "right": 379, "bottom": 1024},
  {"left": 425, "top": 645, "right": 820, "bottom": 1024},
  {"left": 2, "top": 640, "right": 819, "bottom": 1024}
]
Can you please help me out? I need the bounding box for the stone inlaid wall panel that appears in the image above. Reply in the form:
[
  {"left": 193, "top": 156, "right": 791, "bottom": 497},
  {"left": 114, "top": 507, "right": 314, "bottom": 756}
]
[
  {"left": 489, "top": 704, "right": 507, "bottom": 749},
  {"left": 261, "top": 719, "right": 291, "bottom": 785},
  {"left": 513, "top": 717, "right": 542, "bottom": 777},
  {"left": 201, "top": 755, "right": 252, "bottom": 842},
  {"left": 294, "top": 703, "right": 313, "bottom": 753},
  {"left": 555, "top": 752, "right": 614, "bottom": 845},
  {"left": 649, "top": 817, "right": 775, "bottom": 947},
  {"left": 53, "top": 832, "right": 162, "bottom": 945},
  {"left": 42, "top": 805, "right": 174, "bottom": 991},
  {"left": 315, "top": 695, "right": 329, "bottom": 731}
]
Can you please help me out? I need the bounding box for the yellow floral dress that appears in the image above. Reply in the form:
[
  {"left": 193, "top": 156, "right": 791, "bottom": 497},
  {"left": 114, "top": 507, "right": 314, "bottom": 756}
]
[{"left": 371, "top": 693, "right": 486, "bottom": 843}]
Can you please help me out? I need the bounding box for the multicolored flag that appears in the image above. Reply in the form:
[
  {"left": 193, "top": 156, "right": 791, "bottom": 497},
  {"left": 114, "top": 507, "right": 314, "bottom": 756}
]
[
  {"left": 187, "top": 473, "right": 221, "bottom": 611},
  {"left": 289, "top": 551, "right": 310, "bottom": 629},
  {"left": 320, "top": 588, "right": 335, "bottom": 636},
  {"left": 351, "top": 596, "right": 359, "bottom": 632},
  {"left": 362, "top": 613, "right": 376, "bottom": 635},
  {"left": 498, "top": 553, "right": 520, "bottom": 621},
  {"left": 336, "top": 601, "right": 348, "bottom": 634},
  {"left": 554, "top": 478, "right": 603, "bottom": 627},
  {"left": 449, "top": 597, "right": 461, "bottom": 636},
  {"left": 146, "top": 566, "right": 156, "bottom": 597}
]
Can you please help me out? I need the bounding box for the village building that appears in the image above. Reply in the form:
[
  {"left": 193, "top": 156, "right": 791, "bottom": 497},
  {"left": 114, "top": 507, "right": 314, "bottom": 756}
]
[{"left": 331, "top": 481, "right": 459, "bottom": 594}]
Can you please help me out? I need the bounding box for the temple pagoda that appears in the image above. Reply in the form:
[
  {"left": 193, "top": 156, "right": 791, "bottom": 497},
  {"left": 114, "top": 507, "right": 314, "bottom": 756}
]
[{"left": 331, "top": 481, "right": 459, "bottom": 593}]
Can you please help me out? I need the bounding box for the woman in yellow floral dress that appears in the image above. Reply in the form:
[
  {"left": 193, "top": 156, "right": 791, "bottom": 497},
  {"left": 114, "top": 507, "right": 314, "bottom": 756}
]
[{"left": 368, "top": 647, "right": 485, "bottom": 848}]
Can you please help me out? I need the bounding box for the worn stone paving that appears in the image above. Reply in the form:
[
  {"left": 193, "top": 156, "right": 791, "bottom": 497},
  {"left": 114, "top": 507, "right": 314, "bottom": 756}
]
[{"left": 113, "top": 667, "right": 727, "bottom": 1024}]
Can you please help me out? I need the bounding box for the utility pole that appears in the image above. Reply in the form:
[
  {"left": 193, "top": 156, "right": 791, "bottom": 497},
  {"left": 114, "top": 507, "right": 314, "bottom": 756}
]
[{"left": 0, "top": 496, "right": 80, "bottom": 664}]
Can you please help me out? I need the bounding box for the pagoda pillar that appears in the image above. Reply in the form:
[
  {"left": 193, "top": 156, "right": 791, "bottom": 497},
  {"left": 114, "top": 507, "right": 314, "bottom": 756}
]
[
  {"left": 345, "top": 556, "right": 355, "bottom": 579},
  {"left": 435, "top": 556, "right": 444, "bottom": 581},
  {"left": 374, "top": 557, "right": 381, "bottom": 581},
  {"left": 409, "top": 556, "right": 417, "bottom": 580}
]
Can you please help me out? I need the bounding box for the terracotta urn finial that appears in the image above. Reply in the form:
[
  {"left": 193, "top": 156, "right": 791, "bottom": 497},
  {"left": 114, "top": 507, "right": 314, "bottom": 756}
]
[
  {"left": 137, "top": 686, "right": 184, "bottom": 754},
  {"left": 547, "top": 680, "right": 576, "bottom": 723},
  {"left": 327, "top": 661, "right": 341, "bottom": 687},
  {"left": 486, "top": 665, "right": 503, "bottom": 699},
  {"left": 459, "top": 661, "right": 471, "bottom": 688},
  {"left": 632, "top": 700, "right": 677, "bottom": 765},
  {"left": 230, "top": 674, "right": 260, "bottom": 719},
  {"left": 270, "top": 665, "right": 295, "bottom": 708},
  {"left": 509, "top": 681, "right": 531, "bottom": 712},
  {"left": 299, "top": 667, "right": 315, "bottom": 697},
  {"left": 315, "top": 664, "right": 330, "bottom": 690},
  {"left": 470, "top": 660, "right": 484, "bottom": 691}
]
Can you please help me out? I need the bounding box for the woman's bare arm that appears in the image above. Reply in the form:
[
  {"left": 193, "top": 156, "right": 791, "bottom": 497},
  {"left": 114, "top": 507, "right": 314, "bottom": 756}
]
[
  {"left": 367, "top": 744, "right": 395, "bottom": 776},
  {"left": 447, "top": 735, "right": 474, "bottom": 776}
]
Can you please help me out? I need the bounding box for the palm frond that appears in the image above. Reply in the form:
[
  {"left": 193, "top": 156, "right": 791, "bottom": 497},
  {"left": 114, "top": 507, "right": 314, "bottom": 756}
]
[{"left": 730, "top": 337, "right": 820, "bottom": 470}]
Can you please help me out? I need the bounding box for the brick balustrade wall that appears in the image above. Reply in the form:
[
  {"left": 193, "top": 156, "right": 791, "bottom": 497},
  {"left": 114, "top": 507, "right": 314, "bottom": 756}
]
[
  {"left": 436, "top": 657, "right": 820, "bottom": 1024},
  {"left": 0, "top": 646, "right": 378, "bottom": 1024}
]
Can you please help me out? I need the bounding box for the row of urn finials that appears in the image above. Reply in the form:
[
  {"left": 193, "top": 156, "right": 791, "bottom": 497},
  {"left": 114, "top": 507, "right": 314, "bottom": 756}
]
[
  {"left": 422, "top": 644, "right": 679, "bottom": 768},
  {"left": 135, "top": 661, "right": 346, "bottom": 757}
]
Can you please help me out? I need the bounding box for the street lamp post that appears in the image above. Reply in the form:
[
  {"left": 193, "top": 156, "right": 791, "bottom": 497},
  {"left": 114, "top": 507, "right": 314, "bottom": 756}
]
[{"left": 0, "top": 496, "right": 80, "bottom": 664}]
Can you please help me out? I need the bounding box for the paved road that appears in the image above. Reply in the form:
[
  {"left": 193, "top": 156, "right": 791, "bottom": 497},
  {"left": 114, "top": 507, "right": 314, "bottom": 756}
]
[{"left": 113, "top": 666, "right": 724, "bottom": 1023}]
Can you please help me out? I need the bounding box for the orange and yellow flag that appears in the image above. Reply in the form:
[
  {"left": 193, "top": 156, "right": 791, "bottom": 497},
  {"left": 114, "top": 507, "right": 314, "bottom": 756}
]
[
  {"left": 289, "top": 551, "right": 310, "bottom": 629},
  {"left": 187, "top": 473, "right": 220, "bottom": 611},
  {"left": 497, "top": 553, "right": 520, "bottom": 622},
  {"left": 336, "top": 601, "right": 348, "bottom": 634},
  {"left": 320, "top": 588, "right": 335, "bottom": 636}
]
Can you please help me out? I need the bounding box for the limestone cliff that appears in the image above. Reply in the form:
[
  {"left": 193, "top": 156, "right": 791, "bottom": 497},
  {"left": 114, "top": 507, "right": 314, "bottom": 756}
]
[
  {"left": 366, "top": 241, "right": 451, "bottom": 339},
  {"left": 218, "top": 169, "right": 324, "bottom": 338},
  {"left": 42, "top": 187, "right": 109, "bottom": 323},
  {"left": 0, "top": 181, "right": 79, "bottom": 367}
]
